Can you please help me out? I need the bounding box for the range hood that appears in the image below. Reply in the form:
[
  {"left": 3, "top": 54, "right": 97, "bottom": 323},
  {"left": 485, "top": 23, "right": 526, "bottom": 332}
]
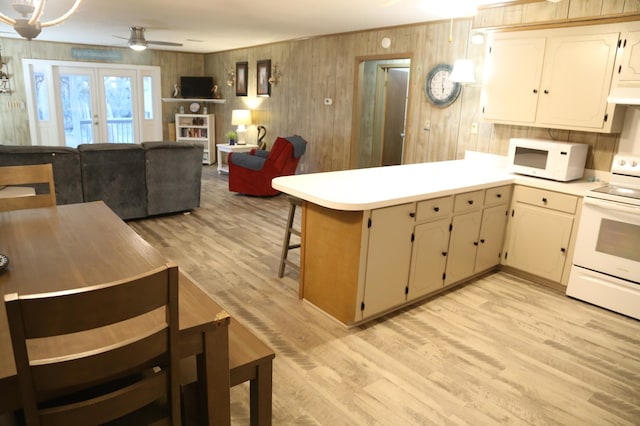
[{"left": 608, "top": 86, "right": 640, "bottom": 105}]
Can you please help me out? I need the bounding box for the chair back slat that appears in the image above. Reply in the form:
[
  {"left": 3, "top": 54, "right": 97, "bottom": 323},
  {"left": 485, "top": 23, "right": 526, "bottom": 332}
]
[
  {"left": 0, "top": 164, "right": 56, "bottom": 212},
  {"left": 4, "top": 262, "right": 181, "bottom": 425}
]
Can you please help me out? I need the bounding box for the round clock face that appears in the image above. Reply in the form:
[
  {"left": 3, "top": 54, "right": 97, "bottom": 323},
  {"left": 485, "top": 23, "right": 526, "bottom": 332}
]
[
  {"left": 425, "top": 64, "right": 461, "bottom": 107},
  {"left": 189, "top": 102, "right": 201, "bottom": 113}
]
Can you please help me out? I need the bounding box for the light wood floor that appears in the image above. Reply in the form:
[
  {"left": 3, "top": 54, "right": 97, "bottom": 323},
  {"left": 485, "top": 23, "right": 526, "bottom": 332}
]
[{"left": 129, "top": 166, "right": 640, "bottom": 426}]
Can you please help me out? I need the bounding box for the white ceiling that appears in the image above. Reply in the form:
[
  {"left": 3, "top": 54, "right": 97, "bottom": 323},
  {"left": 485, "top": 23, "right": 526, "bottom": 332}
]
[{"left": 0, "top": 0, "right": 514, "bottom": 53}]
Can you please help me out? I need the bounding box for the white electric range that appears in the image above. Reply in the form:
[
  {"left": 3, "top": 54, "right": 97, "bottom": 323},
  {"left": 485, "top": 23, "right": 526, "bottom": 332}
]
[{"left": 566, "top": 153, "right": 640, "bottom": 320}]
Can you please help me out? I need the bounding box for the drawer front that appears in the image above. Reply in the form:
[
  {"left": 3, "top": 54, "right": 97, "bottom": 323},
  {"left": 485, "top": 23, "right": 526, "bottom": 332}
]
[
  {"left": 416, "top": 196, "right": 453, "bottom": 222},
  {"left": 453, "top": 190, "right": 484, "bottom": 213},
  {"left": 484, "top": 185, "right": 512, "bottom": 206},
  {"left": 515, "top": 186, "right": 578, "bottom": 213}
]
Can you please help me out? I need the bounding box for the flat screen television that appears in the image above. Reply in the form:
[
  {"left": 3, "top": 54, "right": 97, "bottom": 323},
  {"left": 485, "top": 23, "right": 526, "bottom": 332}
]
[{"left": 180, "top": 76, "right": 213, "bottom": 99}]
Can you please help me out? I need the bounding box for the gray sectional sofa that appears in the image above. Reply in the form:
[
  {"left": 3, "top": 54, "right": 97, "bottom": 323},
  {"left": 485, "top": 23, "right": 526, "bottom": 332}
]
[{"left": 0, "top": 142, "right": 204, "bottom": 220}]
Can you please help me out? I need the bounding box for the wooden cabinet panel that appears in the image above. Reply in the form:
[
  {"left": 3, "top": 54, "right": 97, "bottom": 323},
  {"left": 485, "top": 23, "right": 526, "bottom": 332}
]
[
  {"left": 361, "top": 203, "right": 414, "bottom": 319},
  {"left": 537, "top": 33, "right": 619, "bottom": 129},
  {"left": 416, "top": 196, "right": 452, "bottom": 223},
  {"left": 481, "top": 36, "right": 546, "bottom": 124},
  {"left": 504, "top": 203, "right": 574, "bottom": 283},
  {"left": 617, "top": 30, "right": 640, "bottom": 82},
  {"left": 453, "top": 190, "right": 484, "bottom": 213},
  {"left": 516, "top": 186, "right": 577, "bottom": 214},
  {"left": 408, "top": 218, "right": 450, "bottom": 299},
  {"left": 475, "top": 204, "right": 509, "bottom": 273},
  {"left": 445, "top": 210, "right": 483, "bottom": 286}
]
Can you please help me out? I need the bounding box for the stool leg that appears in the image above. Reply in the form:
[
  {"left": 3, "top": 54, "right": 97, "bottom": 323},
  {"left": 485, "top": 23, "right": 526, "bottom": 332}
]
[{"left": 278, "top": 201, "right": 297, "bottom": 278}]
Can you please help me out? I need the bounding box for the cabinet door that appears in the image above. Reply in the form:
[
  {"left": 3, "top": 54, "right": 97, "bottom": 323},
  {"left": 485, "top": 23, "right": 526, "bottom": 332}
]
[
  {"left": 504, "top": 204, "right": 573, "bottom": 282},
  {"left": 537, "top": 33, "right": 619, "bottom": 129},
  {"left": 482, "top": 35, "right": 546, "bottom": 124},
  {"left": 444, "top": 210, "right": 482, "bottom": 286},
  {"left": 475, "top": 204, "right": 509, "bottom": 273},
  {"left": 618, "top": 30, "right": 640, "bottom": 82},
  {"left": 361, "top": 203, "right": 414, "bottom": 319},
  {"left": 407, "top": 218, "right": 450, "bottom": 300}
]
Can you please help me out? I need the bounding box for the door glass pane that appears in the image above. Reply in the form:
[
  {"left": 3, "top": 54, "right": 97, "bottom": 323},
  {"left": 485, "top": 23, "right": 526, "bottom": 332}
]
[
  {"left": 143, "top": 76, "right": 153, "bottom": 120},
  {"left": 33, "top": 72, "right": 49, "bottom": 121},
  {"left": 59, "top": 74, "right": 94, "bottom": 148},
  {"left": 103, "top": 75, "right": 133, "bottom": 143}
]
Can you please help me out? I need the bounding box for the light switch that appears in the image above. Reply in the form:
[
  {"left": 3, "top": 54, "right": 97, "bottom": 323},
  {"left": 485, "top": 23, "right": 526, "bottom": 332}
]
[{"left": 324, "top": 98, "right": 333, "bottom": 105}]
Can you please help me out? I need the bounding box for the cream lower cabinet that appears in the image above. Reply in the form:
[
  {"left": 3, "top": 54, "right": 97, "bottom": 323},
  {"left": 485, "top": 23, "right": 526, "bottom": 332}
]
[
  {"left": 360, "top": 203, "right": 415, "bottom": 319},
  {"left": 503, "top": 186, "right": 578, "bottom": 284},
  {"left": 301, "top": 185, "right": 512, "bottom": 326}
]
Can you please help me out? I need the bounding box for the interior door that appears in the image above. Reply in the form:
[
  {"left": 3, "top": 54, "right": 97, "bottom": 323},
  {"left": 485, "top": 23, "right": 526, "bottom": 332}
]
[{"left": 381, "top": 68, "right": 409, "bottom": 166}]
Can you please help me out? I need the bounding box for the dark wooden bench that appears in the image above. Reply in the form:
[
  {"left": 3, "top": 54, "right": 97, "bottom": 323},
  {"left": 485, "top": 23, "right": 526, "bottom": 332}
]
[{"left": 179, "top": 273, "right": 275, "bottom": 426}]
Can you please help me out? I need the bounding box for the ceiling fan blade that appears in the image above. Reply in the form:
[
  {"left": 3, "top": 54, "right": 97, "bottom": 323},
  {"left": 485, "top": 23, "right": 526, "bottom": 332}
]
[
  {"left": 113, "top": 35, "right": 128, "bottom": 40},
  {"left": 147, "top": 40, "right": 183, "bottom": 47}
]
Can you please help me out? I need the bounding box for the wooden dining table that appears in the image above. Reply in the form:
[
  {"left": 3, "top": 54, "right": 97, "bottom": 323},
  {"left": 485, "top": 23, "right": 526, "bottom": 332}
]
[{"left": 0, "top": 201, "right": 231, "bottom": 425}]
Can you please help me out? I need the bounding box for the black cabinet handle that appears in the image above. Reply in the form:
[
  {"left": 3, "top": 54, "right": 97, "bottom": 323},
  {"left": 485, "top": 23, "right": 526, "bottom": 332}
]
[
  {"left": 468, "top": 200, "right": 474, "bottom": 205},
  {"left": 442, "top": 252, "right": 447, "bottom": 256},
  {"left": 496, "top": 193, "right": 502, "bottom": 198},
  {"left": 473, "top": 242, "right": 479, "bottom": 246},
  {"left": 409, "top": 212, "right": 416, "bottom": 218},
  {"left": 480, "top": 239, "right": 485, "bottom": 244},
  {"left": 542, "top": 197, "right": 548, "bottom": 204},
  {"left": 533, "top": 89, "right": 538, "bottom": 94},
  {"left": 434, "top": 207, "right": 440, "bottom": 212},
  {"left": 561, "top": 247, "right": 566, "bottom": 253},
  {"left": 544, "top": 89, "right": 549, "bottom": 94}
]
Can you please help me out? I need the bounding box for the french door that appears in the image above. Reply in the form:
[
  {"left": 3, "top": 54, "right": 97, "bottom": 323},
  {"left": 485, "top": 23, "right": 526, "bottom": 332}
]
[{"left": 23, "top": 59, "right": 162, "bottom": 147}]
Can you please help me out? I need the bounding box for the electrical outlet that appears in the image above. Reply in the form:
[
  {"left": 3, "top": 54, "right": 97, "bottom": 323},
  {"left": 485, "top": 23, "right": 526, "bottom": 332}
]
[
  {"left": 470, "top": 122, "right": 478, "bottom": 134},
  {"left": 424, "top": 119, "right": 431, "bottom": 131}
]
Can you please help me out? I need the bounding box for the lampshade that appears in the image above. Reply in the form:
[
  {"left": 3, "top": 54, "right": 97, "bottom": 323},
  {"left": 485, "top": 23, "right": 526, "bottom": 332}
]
[
  {"left": 231, "top": 109, "right": 252, "bottom": 126},
  {"left": 450, "top": 59, "right": 475, "bottom": 84}
]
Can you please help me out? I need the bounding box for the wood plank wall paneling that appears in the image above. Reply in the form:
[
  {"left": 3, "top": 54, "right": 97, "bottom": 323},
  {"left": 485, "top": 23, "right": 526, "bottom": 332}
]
[{"left": 1, "top": 0, "right": 638, "bottom": 172}]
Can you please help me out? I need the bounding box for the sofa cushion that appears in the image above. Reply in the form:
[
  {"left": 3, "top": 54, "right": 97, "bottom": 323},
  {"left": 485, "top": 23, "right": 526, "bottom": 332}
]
[
  {"left": 0, "top": 145, "right": 83, "bottom": 205},
  {"left": 78, "top": 143, "right": 147, "bottom": 220},
  {"left": 142, "top": 142, "right": 203, "bottom": 216}
]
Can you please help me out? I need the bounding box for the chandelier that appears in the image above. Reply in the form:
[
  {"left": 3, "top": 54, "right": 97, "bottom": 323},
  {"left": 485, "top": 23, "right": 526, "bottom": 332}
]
[{"left": 0, "top": 0, "right": 84, "bottom": 40}]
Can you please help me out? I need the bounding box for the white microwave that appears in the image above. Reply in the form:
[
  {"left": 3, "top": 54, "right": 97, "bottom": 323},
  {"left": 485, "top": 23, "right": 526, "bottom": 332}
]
[{"left": 507, "top": 138, "right": 588, "bottom": 182}]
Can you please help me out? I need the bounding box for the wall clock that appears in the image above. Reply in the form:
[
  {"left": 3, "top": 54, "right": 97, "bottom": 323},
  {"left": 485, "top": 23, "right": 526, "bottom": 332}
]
[{"left": 425, "top": 63, "right": 461, "bottom": 108}]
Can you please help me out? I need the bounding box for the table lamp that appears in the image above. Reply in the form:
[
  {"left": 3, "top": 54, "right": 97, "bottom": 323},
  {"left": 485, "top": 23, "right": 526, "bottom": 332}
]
[{"left": 231, "top": 109, "right": 252, "bottom": 145}]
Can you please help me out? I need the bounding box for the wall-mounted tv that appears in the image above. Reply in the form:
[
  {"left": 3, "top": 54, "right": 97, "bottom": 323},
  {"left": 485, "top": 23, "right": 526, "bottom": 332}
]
[{"left": 180, "top": 76, "right": 213, "bottom": 99}]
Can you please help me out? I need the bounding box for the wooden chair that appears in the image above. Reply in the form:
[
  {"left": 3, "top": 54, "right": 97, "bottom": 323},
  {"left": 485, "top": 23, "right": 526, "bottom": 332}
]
[
  {"left": 0, "top": 164, "right": 56, "bottom": 212},
  {"left": 5, "top": 263, "right": 182, "bottom": 426}
]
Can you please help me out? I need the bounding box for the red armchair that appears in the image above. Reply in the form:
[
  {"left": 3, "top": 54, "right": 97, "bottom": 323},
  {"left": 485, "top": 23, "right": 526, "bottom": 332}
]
[{"left": 228, "top": 135, "right": 307, "bottom": 196}]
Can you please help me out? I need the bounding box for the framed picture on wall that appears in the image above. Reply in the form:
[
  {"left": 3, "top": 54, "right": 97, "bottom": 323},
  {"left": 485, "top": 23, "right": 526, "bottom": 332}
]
[
  {"left": 257, "top": 59, "right": 271, "bottom": 97},
  {"left": 236, "top": 61, "right": 248, "bottom": 96}
]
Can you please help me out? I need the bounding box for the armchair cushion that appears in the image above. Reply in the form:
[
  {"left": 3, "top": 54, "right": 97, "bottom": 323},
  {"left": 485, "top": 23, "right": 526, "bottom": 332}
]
[{"left": 228, "top": 152, "right": 267, "bottom": 171}]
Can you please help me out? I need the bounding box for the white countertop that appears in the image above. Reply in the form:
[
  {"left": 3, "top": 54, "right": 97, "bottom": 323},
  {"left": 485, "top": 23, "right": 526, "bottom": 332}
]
[{"left": 272, "top": 152, "right": 606, "bottom": 211}]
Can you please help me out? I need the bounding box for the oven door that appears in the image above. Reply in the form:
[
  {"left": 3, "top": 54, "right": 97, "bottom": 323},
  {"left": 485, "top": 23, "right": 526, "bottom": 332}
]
[{"left": 573, "top": 196, "right": 640, "bottom": 284}]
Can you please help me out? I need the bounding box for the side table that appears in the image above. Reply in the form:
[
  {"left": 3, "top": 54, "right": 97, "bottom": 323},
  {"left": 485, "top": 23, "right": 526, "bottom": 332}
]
[{"left": 216, "top": 144, "right": 259, "bottom": 174}]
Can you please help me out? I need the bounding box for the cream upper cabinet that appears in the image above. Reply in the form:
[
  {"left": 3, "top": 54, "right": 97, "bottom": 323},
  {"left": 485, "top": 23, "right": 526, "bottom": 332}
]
[
  {"left": 361, "top": 203, "right": 414, "bottom": 319},
  {"left": 616, "top": 30, "right": 640, "bottom": 82},
  {"left": 482, "top": 26, "right": 623, "bottom": 133},
  {"left": 482, "top": 36, "right": 546, "bottom": 124}
]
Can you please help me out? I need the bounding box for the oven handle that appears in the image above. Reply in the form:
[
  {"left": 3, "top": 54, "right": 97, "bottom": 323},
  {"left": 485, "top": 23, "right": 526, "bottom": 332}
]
[{"left": 584, "top": 197, "right": 640, "bottom": 214}]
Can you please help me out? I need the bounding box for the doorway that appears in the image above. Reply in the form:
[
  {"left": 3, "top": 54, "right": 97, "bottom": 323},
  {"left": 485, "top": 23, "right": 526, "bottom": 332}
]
[
  {"left": 352, "top": 57, "right": 411, "bottom": 169},
  {"left": 23, "top": 59, "right": 162, "bottom": 147}
]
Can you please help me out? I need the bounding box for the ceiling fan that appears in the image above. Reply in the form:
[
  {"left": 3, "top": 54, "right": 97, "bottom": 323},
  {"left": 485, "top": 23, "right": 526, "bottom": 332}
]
[{"left": 115, "top": 27, "right": 183, "bottom": 51}]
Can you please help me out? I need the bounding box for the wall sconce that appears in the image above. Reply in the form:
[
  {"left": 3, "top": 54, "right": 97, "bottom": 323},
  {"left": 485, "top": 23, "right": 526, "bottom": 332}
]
[
  {"left": 231, "top": 109, "right": 252, "bottom": 145},
  {"left": 268, "top": 64, "right": 281, "bottom": 85},
  {"left": 226, "top": 68, "right": 235, "bottom": 87},
  {"left": 450, "top": 59, "right": 475, "bottom": 84}
]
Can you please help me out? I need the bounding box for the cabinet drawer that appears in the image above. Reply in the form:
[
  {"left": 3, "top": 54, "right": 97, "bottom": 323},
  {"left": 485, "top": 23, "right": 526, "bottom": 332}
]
[
  {"left": 515, "top": 186, "right": 578, "bottom": 214},
  {"left": 453, "top": 190, "right": 484, "bottom": 213},
  {"left": 484, "top": 185, "right": 512, "bottom": 206},
  {"left": 416, "top": 196, "right": 453, "bottom": 222}
]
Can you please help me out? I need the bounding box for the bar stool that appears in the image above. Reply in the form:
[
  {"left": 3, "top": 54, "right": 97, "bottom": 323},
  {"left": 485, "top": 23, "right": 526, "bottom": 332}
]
[{"left": 279, "top": 195, "right": 302, "bottom": 277}]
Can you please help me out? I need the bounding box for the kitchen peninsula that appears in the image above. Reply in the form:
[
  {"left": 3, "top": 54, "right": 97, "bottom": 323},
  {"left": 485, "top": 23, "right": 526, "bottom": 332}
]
[{"left": 272, "top": 153, "right": 602, "bottom": 326}]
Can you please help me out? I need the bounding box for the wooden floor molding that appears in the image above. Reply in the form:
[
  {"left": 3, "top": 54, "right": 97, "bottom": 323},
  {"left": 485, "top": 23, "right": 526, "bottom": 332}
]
[{"left": 129, "top": 166, "right": 640, "bottom": 425}]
